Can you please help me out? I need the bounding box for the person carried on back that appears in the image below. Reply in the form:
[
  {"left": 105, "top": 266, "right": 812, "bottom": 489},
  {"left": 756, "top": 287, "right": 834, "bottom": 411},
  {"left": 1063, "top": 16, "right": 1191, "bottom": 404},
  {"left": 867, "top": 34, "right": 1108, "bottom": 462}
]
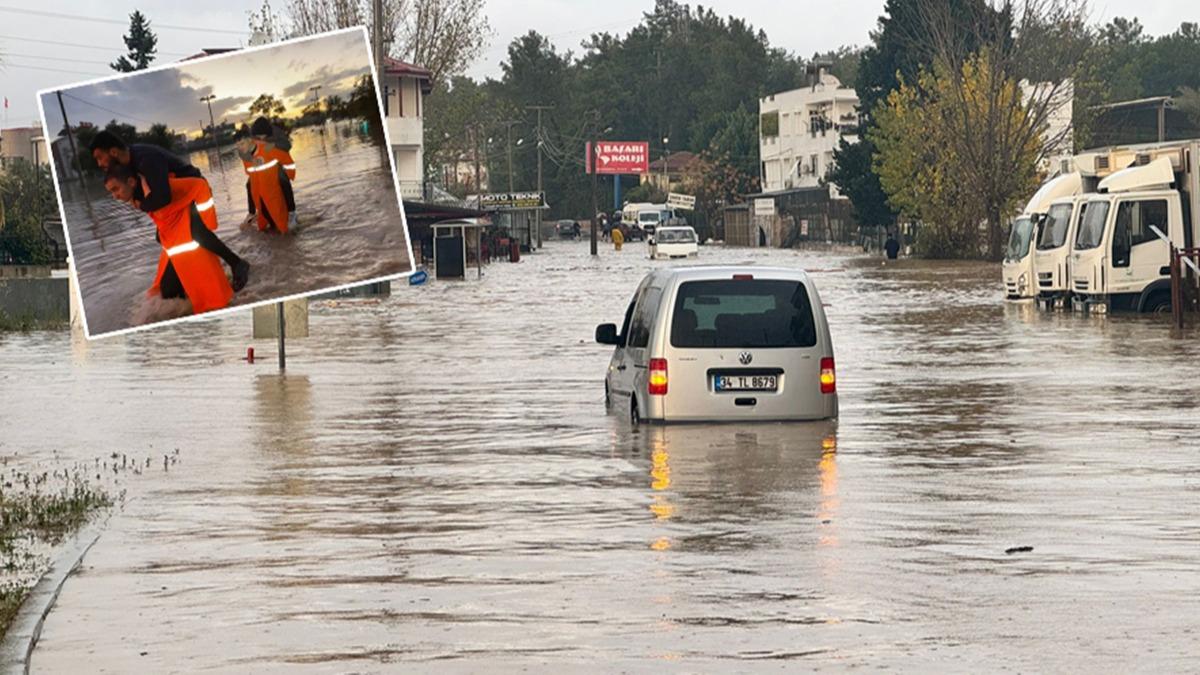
[
  {"left": 238, "top": 117, "right": 298, "bottom": 234},
  {"left": 102, "top": 163, "right": 234, "bottom": 314},
  {"left": 90, "top": 130, "right": 250, "bottom": 292}
]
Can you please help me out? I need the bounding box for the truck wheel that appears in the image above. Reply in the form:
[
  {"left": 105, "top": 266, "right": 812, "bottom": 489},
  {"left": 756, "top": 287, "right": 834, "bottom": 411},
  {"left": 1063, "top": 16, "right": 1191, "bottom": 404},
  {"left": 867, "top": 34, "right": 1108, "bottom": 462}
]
[
  {"left": 1144, "top": 292, "right": 1171, "bottom": 313},
  {"left": 630, "top": 397, "right": 641, "bottom": 426}
]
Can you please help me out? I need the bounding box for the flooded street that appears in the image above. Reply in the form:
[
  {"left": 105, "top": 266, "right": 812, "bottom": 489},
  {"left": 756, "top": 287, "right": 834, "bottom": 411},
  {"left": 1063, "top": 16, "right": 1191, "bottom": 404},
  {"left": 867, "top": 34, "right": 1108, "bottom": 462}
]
[
  {"left": 61, "top": 122, "right": 410, "bottom": 336},
  {"left": 3, "top": 240, "right": 1199, "bottom": 671}
]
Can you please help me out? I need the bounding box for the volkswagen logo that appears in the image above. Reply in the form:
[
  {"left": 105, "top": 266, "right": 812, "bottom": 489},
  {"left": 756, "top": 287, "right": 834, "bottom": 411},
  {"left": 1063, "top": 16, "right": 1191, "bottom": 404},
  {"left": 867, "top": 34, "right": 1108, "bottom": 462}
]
[{"left": 738, "top": 351, "right": 753, "bottom": 365}]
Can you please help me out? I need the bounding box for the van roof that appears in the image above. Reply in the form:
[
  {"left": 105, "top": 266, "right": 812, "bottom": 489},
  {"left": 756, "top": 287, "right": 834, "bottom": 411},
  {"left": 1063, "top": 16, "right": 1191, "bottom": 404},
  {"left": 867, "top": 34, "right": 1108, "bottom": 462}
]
[{"left": 646, "top": 265, "right": 812, "bottom": 285}]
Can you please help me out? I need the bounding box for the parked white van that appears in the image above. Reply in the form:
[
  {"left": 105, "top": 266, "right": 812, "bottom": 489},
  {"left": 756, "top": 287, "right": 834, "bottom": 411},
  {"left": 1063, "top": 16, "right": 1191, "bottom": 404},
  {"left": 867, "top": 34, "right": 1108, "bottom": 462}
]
[
  {"left": 649, "top": 226, "right": 699, "bottom": 259},
  {"left": 595, "top": 267, "right": 838, "bottom": 424}
]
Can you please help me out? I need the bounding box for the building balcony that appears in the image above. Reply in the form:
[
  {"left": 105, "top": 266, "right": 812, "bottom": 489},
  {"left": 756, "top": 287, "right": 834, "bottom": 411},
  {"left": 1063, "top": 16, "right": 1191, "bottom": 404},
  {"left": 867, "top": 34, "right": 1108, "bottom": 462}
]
[
  {"left": 397, "top": 180, "right": 424, "bottom": 200},
  {"left": 386, "top": 116, "right": 423, "bottom": 147}
]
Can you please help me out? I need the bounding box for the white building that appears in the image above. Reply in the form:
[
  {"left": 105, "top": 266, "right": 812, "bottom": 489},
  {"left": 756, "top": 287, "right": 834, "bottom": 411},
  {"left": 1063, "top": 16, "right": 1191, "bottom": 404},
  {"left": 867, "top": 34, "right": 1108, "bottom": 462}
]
[
  {"left": 758, "top": 69, "right": 859, "bottom": 194},
  {"left": 0, "top": 125, "right": 49, "bottom": 171},
  {"left": 381, "top": 58, "right": 432, "bottom": 200},
  {"left": 1022, "top": 79, "right": 1075, "bottom": 174}
]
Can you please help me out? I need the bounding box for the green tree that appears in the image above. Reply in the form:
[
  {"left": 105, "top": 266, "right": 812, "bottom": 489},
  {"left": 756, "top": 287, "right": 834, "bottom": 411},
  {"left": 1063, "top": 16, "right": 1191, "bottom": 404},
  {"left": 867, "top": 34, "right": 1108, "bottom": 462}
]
[
  {"left": 830, "top": 0, "right": 1006, "bottom": 235},
  {"left": 0, "top": 160, "right": 55, "bottom": 264},
  {"left": 249, "top": 93, "right": 287, "bottom": 119},
  {"left": 873, "top": 50, "right": 1051, "bottom": 259},
  {"left": 110, "top": 10, "right": 158, "bottom": 72},
  {"left": 137, "top": 123, "right": 178, "bottom": 152}
]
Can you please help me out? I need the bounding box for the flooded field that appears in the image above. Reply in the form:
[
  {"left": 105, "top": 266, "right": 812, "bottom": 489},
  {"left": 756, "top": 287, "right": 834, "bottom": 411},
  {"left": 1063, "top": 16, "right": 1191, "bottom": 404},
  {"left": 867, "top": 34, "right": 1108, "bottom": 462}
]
[
  {"left": 60, "top": 122, "right": 410, "bottom": 336},
  {"left": 2, "top": 241, "right": 1199, "bottom": 671}
]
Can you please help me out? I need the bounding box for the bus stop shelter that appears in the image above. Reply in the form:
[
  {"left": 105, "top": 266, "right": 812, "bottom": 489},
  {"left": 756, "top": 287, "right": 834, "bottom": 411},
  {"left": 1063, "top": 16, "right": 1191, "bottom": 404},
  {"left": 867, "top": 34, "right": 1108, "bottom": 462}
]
[{"left": 432, "top": 219, "right": 488, "bottom": 280}]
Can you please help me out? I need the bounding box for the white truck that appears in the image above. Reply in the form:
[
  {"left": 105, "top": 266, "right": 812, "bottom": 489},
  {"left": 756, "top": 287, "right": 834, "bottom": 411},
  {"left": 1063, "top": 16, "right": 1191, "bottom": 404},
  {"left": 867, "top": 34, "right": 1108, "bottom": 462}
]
[
  {"left": 1070, "top": 140, "right": 1199, "bottom": 313},
  {"left": 1032, "top": 194, "right": 1089, "bottom": 307},
  {"left": 1003, "top": 172, "right": 1083, "bottom": 300}
]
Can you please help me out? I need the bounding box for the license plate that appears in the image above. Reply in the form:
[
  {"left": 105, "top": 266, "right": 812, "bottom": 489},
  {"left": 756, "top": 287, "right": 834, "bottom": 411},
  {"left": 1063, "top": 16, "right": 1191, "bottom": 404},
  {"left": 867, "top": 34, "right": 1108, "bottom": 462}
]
[{"left": 714, "top": 375, "right": 778, "bottom": 392}]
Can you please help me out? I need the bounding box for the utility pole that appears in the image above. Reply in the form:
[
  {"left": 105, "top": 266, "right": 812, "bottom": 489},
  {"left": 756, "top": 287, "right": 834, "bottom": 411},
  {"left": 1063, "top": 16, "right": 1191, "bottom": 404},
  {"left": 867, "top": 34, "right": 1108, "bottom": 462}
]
[
  {"left": 527, "top": 105, "right": 554, "bottom": 249},
  {"left": 499, "top": 119, "right": 520, "bottom": 192},
  {"left": 472, "top": 124, "right": 482, "bottom": 196},
  {"left": 199, "top": 94, "right": 217, "bottom": 145},
  {"left": 55, "top": 91, "right": 87, "bottom": 195},
  {"left": 372, "top": 0, "right": 381, "bottom": 81},
  {"left": 589, "top": 111, "right": 601, "bottom": 256},
  {"left": 591, "top": 141, "right": 598, "bottom": 256}
]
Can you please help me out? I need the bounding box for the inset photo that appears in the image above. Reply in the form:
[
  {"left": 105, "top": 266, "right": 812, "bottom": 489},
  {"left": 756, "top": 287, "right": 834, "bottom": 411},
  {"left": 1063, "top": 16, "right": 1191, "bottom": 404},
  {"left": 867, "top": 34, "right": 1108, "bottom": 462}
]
[{"left": 38, "top": 27, "right": 412, "bottom": 339}]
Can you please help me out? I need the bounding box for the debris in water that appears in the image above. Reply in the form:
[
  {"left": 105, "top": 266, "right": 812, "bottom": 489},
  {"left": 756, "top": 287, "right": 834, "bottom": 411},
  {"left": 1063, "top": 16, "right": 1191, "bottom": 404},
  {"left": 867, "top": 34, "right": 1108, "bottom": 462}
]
[{"left": 1005, "top": 546, "right": 1034, "bottom": 555}]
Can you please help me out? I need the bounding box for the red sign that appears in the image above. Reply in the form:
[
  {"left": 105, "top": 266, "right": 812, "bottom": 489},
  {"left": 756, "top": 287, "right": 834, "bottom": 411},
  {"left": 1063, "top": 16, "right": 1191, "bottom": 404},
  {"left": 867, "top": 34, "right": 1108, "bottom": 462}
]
[{"left": 587, "top": 141, "right": 649, "bottom": 175}]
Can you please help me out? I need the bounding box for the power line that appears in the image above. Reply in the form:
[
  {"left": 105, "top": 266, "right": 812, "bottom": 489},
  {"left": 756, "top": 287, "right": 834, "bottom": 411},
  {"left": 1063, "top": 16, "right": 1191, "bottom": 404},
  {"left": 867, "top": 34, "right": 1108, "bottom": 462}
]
[
  {"left": 0, "top": 33, "right": 191, "bottom": 57},
  {"left": 60, "top": 91, "right": 160, "bottom": 126},
  {"left": 0, "top": 5, "right": 247, "bottom": 35},
  {"left": 0, "top": 61, "right": 107, "bottom": 77},
  {"left": 2, "top": 52, "right": 114, "bottom": 66}
]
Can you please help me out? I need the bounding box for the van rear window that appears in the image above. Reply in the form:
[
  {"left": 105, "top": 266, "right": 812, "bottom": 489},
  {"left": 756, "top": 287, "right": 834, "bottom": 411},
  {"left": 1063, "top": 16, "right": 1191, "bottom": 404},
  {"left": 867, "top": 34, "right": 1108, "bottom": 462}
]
[{"left": 670, "top": 279, "right": 817, "bottom": 348}]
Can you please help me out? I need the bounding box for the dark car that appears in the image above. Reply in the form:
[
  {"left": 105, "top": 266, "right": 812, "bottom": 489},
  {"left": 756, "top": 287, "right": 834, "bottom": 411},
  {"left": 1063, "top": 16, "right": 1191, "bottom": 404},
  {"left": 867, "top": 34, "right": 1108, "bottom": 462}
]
[{"left": 556, "top": 219, "right": 581, "bottom": 240}]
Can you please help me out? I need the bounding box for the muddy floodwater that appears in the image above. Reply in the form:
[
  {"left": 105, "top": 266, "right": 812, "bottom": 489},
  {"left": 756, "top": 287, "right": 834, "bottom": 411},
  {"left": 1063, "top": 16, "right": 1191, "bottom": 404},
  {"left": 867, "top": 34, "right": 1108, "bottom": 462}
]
[
  {"left": 2, "top": 241, "right": 1199, "bottom": 671},
  {"left": 59, "top": 121, "right": 410, "bottom": 337}
]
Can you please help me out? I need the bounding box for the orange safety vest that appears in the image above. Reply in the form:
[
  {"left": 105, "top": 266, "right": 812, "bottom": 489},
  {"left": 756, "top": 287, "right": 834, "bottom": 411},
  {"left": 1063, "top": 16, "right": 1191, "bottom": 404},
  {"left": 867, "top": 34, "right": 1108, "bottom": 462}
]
[
  {"left": 147, "top": 177, "right": 233, "bottom": 314},
  {"left": 243, "top": 141, "right": 296, "bottom": 234}
]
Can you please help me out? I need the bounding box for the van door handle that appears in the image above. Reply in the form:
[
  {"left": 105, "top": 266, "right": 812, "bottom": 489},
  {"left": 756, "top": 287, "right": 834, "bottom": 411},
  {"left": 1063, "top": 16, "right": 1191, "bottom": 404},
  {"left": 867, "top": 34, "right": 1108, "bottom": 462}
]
[{"left": 616, "top": 365, "right": 627, "bottom": 371}]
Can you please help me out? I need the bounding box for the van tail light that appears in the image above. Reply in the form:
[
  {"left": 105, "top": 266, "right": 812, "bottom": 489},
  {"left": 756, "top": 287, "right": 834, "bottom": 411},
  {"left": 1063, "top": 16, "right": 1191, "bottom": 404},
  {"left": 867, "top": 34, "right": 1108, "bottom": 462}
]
[
  {"left": 648, "top": 358, "right": 668, "bottom": 396},
  {"left": 819, "top": 357, "right": 836, "bottom": 394}
]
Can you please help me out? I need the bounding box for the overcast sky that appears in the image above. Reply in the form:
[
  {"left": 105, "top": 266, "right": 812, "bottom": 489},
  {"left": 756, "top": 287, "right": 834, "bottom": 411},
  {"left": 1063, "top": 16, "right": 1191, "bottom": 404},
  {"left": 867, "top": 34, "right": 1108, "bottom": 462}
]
[
  {"left": 39, "top": 29, "right": 370, "bottom": 139},
  {"left": 1, "top": 0, "right": 1194, "bottom": 131}
]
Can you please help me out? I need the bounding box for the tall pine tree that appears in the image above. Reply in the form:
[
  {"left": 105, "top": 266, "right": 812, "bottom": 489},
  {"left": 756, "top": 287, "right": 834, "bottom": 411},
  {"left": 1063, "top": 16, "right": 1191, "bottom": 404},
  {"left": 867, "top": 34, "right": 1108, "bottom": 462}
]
[{"left": 111, "top": 11, "right": 158, "bottom": 72}]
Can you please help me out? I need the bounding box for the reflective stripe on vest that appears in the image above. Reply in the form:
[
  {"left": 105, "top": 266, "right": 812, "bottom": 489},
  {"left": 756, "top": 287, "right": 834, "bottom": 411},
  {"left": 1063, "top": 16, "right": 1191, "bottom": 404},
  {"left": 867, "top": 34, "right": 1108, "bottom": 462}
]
[
  {"left": 282, "top": 163, "right": 296, "bottom": 171},
  {"left": 195, "top": 198, "right": 215, "bottom": 212},
  {"left": 246, "top": 158, "right": 280, "bottom": 173},
  {"left": 165, "top": 241, "right": 200, "bottom": 257}
]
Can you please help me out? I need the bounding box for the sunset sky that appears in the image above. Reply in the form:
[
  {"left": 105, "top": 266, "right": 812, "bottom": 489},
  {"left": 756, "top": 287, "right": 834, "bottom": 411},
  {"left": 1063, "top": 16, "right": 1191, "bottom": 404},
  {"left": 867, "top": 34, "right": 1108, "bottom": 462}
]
[{"left": 39, "top": 29, "right": 372, "bottom": 140}]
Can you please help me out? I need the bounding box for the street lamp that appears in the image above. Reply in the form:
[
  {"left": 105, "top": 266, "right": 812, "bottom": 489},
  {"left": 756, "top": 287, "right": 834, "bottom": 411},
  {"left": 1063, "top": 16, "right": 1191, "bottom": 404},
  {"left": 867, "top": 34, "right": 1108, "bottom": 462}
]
[
  {"left": 661, "top": 135, "right": 670, "bottom": 193},
  {"left": 589, "top": 115, "right": 613, "bottom": 256}
]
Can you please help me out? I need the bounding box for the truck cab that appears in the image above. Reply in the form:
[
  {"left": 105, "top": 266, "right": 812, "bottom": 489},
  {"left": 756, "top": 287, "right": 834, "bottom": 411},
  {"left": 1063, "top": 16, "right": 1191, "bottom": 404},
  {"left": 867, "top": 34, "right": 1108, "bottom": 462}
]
[
  {"left": 1033, "top": 196, "right": 1088, "bottom": 307},
  {"left": 1003, "top": 172, "right": 1082, "bottom": 300},
  {"left": 1071, "top": 143, "right": 1199, "bottom": 313}
]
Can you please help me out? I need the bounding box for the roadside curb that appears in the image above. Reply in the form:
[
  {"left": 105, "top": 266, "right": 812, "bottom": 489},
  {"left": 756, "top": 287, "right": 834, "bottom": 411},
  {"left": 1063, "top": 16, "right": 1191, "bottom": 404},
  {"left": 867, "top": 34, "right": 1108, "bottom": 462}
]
[{"left": 0, "top": 514, "right": 110, "bottom": 675}]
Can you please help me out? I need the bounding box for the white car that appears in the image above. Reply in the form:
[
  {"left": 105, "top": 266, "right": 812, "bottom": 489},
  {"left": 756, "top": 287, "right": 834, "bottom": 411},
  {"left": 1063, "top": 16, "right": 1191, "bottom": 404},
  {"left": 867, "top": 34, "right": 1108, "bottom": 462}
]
[
  {"left": 595, "top": 266, "right": 838, "bottom": 424},
  {"left": 649, "top": 226, "right": 699, "bottom": 259}
]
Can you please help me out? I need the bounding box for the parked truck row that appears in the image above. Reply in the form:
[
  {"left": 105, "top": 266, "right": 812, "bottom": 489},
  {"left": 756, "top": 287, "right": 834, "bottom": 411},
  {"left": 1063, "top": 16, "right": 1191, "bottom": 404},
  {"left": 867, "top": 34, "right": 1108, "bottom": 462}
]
[{"left": 1002, "top": 139, "right": 1199, "bottom": 313}]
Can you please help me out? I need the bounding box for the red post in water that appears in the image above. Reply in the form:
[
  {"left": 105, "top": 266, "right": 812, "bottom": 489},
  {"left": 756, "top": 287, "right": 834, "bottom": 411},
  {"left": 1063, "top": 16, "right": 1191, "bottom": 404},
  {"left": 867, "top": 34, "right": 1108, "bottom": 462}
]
[{"left": 246, "top": 347, "right": 255, "bottom": 364}]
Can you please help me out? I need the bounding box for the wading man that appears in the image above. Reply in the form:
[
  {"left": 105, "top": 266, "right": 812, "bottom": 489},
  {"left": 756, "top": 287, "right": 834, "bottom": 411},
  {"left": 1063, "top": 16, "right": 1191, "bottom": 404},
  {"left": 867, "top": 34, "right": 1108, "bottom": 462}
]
[{"left": 90, "top": 131, "right": 250, "bottom": 290}]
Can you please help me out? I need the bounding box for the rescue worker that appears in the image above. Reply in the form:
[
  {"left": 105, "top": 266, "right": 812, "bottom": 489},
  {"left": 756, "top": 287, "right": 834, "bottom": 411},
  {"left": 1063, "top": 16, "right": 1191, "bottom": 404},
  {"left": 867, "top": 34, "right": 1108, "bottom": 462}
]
[
  {"left": 103, "top": 164, "right": 234, "bottom": 314},
  {"left": 612, "top": 224, "right": 625, "bottom": 251},
  {"left": 238, "top": 117, "right": 298, "bottom": 234},
  {"left": 240, "top": 120, "right": 295, "bottom": 225},
  {"left": 89, "top": 131, "right": 250, "bottom": 291}
]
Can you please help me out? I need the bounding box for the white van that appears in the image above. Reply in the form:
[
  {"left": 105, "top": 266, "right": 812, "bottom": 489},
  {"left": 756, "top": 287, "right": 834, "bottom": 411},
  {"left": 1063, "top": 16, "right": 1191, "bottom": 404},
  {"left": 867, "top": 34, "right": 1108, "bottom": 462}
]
[
  {"left": 623, "top": 203, "right": 679, "bottom": 236},
  {"left": 595, "top": 267, "right": 838, "bottom": 424},
  {"left": 649, "top": 226, "right": 699, "bottom": 259}
]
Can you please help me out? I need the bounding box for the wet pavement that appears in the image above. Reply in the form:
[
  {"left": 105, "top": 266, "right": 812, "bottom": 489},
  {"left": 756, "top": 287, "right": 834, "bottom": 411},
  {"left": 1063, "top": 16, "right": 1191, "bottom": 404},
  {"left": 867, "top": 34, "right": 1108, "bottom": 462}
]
[
  {"left": 60, "top": 121, "right": 410, "bottom": 337},
  {"left": 3, "top": 240, "right": 1200, "bottom": 671}
]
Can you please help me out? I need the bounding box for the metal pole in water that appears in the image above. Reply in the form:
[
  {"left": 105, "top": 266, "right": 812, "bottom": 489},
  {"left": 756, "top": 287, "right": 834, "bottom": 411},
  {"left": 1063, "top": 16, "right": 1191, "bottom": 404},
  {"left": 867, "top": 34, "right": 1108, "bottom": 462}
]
[
  {"left": 276, "top": 301, "right": 286, "bottom": 370},
  {"left": 55, "top": 91, "right": 89, "bottom": 195}
]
